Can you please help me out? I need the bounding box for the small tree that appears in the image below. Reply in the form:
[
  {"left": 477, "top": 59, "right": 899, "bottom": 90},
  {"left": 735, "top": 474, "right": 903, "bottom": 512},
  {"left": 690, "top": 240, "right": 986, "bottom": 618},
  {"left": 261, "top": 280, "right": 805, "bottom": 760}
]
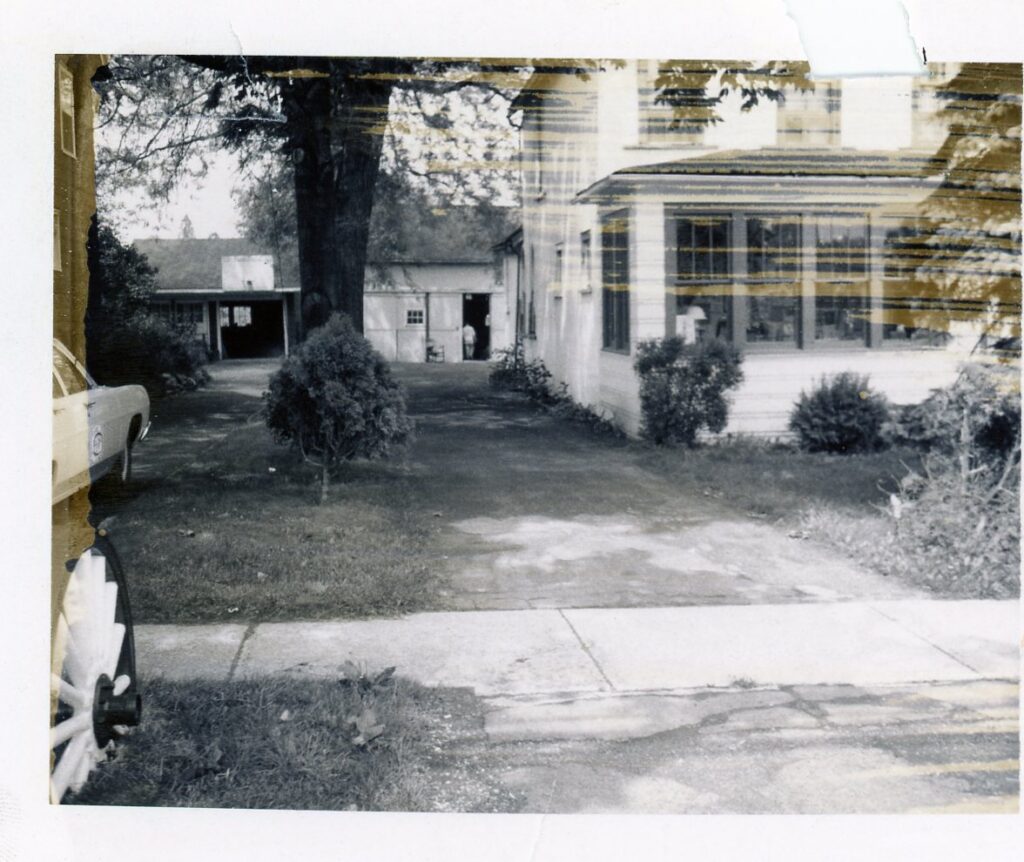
[
  {"left": 634, "top": 337, "right": 744, "bottom": 447},
  {"left": 264, "top": 314, "right": 413, "bottom": 503}
]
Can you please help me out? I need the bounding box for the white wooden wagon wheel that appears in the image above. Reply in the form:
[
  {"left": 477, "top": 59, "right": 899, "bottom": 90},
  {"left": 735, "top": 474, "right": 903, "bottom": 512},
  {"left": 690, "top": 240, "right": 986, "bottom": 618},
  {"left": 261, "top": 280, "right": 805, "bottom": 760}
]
[{"left": 50, "top": 535, "right": 141, "bottom": 802}]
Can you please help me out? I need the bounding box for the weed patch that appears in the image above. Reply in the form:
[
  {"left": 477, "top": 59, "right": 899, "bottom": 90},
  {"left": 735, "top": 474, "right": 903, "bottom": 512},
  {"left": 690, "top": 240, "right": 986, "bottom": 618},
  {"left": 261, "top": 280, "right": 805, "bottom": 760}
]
[{"left": 68, "top": 675, "right": 516, "bottom": 812}]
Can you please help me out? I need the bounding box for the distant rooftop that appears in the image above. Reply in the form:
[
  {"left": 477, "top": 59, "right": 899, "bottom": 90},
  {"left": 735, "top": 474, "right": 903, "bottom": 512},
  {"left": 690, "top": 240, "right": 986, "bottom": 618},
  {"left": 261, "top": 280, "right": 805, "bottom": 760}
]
[
  {"left": 134, "top": 205, "right": 518, "bottom": 291},
  {"left": 133, "top": 237, "right": 299, "bottom": 292}
]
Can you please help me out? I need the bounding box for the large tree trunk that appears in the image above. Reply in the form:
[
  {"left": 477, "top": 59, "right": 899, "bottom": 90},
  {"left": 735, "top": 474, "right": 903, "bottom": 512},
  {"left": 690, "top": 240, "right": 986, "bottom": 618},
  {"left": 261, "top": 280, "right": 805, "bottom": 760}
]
[
  {"left": 328, "top": 66, "right": 393, "bottom": 334},
  {"left": 281, "top": 71, "right": 334, "bottom": 335},
  {"left": 281, "top": 60, "right": 396, "bottom": 335}
]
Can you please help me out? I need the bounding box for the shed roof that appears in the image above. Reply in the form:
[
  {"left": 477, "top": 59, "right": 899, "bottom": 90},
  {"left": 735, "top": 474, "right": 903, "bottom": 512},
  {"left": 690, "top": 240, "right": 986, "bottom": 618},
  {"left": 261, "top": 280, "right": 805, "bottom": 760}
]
[{"left": 132, "top": 237, "right": 300, "bottom": 292}]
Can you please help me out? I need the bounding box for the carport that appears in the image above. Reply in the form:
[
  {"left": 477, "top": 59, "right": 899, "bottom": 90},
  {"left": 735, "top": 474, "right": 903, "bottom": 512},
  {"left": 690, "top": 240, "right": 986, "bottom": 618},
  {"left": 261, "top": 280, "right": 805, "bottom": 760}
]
[{"left": 217, "top": 298, "right": 292, "bottom": 359}]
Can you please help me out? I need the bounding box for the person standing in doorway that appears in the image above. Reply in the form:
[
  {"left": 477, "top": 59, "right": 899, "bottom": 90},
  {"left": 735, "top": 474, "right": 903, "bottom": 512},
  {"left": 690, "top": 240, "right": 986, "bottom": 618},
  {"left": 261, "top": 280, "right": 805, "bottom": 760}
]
[{"left": 462, "top": 322, "right": 477, "bottom": 360}]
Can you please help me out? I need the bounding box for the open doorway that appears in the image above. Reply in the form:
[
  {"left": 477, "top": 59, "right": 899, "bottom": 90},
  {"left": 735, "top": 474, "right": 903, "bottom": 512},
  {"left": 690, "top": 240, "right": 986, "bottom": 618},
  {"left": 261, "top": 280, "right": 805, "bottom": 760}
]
[
  {"left": 219, "top": 301, "right": 285, "bottom": 358},
  {"left": 462, "top": 293, "right": 491, "bottom": 360}
]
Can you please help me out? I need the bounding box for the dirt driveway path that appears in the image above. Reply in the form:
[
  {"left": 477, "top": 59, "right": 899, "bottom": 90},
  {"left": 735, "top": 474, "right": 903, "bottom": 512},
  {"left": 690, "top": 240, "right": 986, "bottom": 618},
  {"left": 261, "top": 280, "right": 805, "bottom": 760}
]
[{"left": 392, "top": 363, "right": 921, "bottom": 611}]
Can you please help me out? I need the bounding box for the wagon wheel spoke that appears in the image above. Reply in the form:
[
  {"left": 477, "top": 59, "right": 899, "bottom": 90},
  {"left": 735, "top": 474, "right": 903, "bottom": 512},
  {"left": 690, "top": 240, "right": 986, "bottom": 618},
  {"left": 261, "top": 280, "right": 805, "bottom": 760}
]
[{"left": 50, "top": 544, "right": 140, "bottom": 803}]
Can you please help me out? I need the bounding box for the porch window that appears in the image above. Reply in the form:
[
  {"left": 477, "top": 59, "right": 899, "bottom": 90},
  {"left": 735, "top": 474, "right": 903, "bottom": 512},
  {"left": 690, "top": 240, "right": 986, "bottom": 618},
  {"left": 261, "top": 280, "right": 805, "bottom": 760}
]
[
  {"left": 602, "top": 211, "right": 630, "bottom": 352},
  {"left": 814, "top": 215, "right": 869, "bottom": 343},
  {"left": 671, "top": 215, "right": 731, "bottom": 341},
  {"left": 881, "top": 222, "right": 953, "bottom": 346},
  {"left": 746, "top": 216, "right": 801, "bottom": 346}
]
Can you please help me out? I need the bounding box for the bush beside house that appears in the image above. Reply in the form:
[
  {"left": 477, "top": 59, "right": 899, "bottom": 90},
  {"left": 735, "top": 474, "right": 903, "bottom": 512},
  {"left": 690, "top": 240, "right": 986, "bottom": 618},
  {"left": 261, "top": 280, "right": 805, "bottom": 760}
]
[
  {"left": 789, "top": 373, "right": 889, "bottom": 454},
  {"left": 265, "top": 314, "right": 414, "bottom": 503},
  {"left": 798, "top": 364, "right": 1020, "bottom": 598},
  {"left": 489, "top": 344, "right": 623, "bottom": 437},
  {"left": 634, "top": 337, "right": 744, "bottom": 447}
]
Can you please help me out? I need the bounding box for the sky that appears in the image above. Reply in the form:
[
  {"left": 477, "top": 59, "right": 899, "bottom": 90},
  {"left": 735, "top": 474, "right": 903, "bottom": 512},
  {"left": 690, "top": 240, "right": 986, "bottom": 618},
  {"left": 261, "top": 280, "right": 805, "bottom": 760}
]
[{"left": 113, "top": 151, "right": 245, "bottom": 239}]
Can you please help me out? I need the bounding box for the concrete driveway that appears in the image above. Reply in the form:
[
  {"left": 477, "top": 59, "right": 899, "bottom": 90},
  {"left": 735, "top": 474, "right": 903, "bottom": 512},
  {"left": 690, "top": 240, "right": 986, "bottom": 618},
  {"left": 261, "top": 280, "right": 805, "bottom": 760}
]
[{"left": 391, "top": 362, "right": 921, "bottom": 610}]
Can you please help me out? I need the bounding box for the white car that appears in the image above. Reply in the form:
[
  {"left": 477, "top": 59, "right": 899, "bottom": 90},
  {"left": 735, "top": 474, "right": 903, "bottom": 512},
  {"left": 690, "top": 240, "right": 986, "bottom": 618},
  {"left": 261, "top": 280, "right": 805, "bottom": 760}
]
[{"left": 52, "top": 339, "right": 151, "bottom": 503}]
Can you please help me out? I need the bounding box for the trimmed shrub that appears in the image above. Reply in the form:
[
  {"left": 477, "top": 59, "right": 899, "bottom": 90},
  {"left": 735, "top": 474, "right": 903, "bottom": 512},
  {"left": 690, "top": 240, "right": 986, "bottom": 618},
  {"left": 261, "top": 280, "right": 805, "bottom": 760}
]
[
  {"left": 634, "top": 337, "right": 744, "bottom": 447},
  {"left": 790, "top": 373, "right": 889, "bottom": 453},
  {"left": 264, "top": 314, "right": 413, "bottom": 503}
]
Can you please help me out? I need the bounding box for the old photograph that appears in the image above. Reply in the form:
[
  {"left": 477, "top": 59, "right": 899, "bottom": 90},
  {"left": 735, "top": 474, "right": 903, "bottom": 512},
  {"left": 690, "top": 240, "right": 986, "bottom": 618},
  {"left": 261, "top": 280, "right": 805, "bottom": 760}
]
[{"left": 24, "top": 2, "right": 1022, "bottom": 855}]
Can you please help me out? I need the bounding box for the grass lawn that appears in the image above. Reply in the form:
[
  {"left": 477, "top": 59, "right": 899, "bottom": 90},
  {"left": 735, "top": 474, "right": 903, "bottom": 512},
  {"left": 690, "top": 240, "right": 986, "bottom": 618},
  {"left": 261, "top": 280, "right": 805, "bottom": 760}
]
[
  {"left": 645, "top": 438, "right": 919, "bottom": 522},
  {"left": 642, "top": 437, "right": 1017, "bottom": 599},
  {"left": 69, "top": 674, "right": 521, "bottom": 812},
  {"left": 105, "top": 419, "right": 445, "bottom": 623}
]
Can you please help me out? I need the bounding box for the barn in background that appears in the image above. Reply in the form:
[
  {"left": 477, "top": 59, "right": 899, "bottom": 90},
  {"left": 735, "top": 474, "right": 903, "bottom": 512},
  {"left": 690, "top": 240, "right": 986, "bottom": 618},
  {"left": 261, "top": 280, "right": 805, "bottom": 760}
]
[
  {"left": 134, "top": 237, "right": 300, "bottom": 360},
  {"left": 364, "top": 257, "right": 508, "bottom": 363},
  {"left": 134, "top": 206, "right": 517, "bottom": 363}
]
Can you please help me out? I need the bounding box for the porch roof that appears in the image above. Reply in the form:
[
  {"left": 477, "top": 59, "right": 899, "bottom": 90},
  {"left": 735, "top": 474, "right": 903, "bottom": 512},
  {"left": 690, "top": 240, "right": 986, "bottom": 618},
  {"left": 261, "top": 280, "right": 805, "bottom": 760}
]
[
  {"left": 576, "top": 148, "right": 945, "bottom": 208},
  {"left": 613, "top": 148, "right": 947, "bottom": 179}
]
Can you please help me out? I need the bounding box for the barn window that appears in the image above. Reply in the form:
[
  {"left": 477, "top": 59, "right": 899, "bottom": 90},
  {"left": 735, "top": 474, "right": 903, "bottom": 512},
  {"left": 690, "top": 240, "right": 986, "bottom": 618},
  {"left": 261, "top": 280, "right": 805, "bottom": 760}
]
[{"left": 406, "top": 308, "right": 424, "bottom": 325}]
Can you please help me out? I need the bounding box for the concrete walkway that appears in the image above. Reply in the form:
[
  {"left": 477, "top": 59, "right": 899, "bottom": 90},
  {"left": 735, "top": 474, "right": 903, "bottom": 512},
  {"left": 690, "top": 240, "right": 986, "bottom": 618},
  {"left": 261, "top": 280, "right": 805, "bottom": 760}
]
[{"left": 137, "top": 598, "right": 1018, "bottom": 692}]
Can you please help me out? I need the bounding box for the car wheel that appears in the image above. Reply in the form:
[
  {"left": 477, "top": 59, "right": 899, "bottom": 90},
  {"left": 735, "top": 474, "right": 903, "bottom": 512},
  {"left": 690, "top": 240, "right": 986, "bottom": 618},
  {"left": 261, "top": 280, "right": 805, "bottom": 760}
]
[{"left": 50, "top": 534, "right": 141, "bottom": 802}]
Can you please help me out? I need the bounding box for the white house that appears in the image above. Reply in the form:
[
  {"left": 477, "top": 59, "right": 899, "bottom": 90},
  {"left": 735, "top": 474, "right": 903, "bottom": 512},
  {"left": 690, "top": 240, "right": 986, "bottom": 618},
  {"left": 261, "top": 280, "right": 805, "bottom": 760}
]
[{"left": 510, "top": 61, "right": 1020, "bottom": 437}]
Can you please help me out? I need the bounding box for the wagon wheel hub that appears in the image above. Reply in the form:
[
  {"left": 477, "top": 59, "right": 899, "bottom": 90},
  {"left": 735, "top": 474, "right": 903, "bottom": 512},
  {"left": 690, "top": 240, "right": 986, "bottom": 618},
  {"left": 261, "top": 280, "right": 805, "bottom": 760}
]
[{"left": 92, "top": 673, "right": 142, "bottom": 748}]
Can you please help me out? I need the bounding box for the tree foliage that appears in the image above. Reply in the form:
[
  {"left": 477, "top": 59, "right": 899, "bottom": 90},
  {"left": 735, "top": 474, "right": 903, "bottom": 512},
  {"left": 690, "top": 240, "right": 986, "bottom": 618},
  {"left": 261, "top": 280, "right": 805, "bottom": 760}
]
[
  {"left": 85, "top": 219, "right": 159, "bottom": 321},
  {"left": 883, "top": 63, "right": 1022, "bottom": 342},
  {"left": 84, "top": 222, "right": 209, "bottom": 394},
  {"left": 652, "top": 59, "right": 814, "bottom": 125}
]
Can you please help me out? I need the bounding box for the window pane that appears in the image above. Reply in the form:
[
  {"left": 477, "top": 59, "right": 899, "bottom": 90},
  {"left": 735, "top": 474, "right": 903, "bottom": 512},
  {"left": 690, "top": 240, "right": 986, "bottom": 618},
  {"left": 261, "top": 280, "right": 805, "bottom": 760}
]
[
  {"left": 815, "top": 216, "right": 869, "bottom": 342},
  {"left": 602, "top": 212, "right": 630, "bottom": 351},
  {"left": 881, "top": 223, "right": 952, "bottom": 345},
  {"left": 672, "top": 215, "right": 732, "bottom": 342},
  {"left": 710, "top": 218, "right": 728, "bottom": 278},
  {"left": 747, "top": 217, "right": 801, "bottom": 345},
  {"left": 815, "top": 290, "right": 868, "bottom": 341},
  {"left": 747, "top": 290, "right": 800, "bottom": 344},
  {"left": 747, "top": 217, "right": 800, "bottom": 279},
  {"left": 59, "top": 66, "right": 76, "bottom": 158}
]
